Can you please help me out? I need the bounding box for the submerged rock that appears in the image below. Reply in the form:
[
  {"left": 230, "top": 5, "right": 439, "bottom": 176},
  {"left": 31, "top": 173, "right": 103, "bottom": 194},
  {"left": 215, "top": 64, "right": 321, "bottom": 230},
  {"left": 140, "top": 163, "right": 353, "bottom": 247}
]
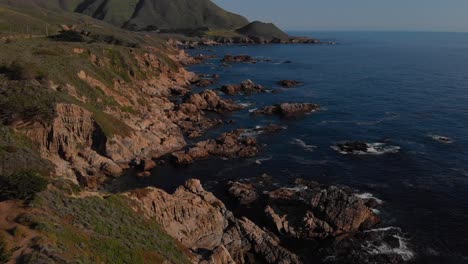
[
  {"left": 254, "top": 103, "right": 320, "bottom": 117},
  {"left": 333, "top": 141, "right": 401, "bottom": 155},
  {"left": 430, "top": 134, "right": 454, "bottom": 144},
  {"left": 195, "top": 78, "right": 215, "bottom": 87},
  {"left": 221, "top": 55, "right": 255, "bottom": 63},
  {"left": 336, "top": 141, "right": 369, "bottom": 153},
  {"left": 278, "top": 80, "right": 303, "bottom": 88}
]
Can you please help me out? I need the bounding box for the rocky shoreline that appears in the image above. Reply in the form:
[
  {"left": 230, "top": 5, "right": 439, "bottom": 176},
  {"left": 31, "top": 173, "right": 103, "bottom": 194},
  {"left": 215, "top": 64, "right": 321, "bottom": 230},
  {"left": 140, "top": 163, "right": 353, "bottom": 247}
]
[
  {"left": 0, "top": 32, "right": 409, "bottom": 263},
  {"left": 117, "top": 47, "right": 410, "bottom": 263}
]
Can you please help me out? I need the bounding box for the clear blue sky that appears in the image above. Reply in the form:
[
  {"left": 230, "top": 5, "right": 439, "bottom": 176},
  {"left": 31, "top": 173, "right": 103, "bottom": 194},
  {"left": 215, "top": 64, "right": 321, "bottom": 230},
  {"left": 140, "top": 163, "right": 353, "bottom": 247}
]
[{"left": 213, "top": 0, "right": 468, "bottom": 32}]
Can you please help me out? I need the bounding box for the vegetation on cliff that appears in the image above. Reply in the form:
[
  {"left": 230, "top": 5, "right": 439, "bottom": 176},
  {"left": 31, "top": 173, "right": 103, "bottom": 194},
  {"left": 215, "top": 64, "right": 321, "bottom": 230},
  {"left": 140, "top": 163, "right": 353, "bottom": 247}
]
[
  {"left": 0, "top": 171, "right": 48, "bottom": 201},
  {"left": 0, "top": 186, "right": 190, "bottom": 264}
]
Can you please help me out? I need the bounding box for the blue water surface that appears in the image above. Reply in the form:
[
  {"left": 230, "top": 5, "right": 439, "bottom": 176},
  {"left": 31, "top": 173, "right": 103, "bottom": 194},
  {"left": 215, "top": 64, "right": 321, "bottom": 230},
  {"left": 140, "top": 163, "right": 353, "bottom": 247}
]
[{"left": 118, "top": 32, "right": 468, "bottom": 263}]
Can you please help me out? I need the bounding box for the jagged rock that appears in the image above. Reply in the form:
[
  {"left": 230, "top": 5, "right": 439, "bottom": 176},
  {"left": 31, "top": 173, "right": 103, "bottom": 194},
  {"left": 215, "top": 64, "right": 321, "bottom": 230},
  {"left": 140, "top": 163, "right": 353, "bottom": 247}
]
[
  {"left": 168, "top": 103, "right": 222, "bottom": 138},
  {"left": 201, "top": 245, "right": 236, "bottom": 264},
  {"left": 171, "top": 129, "right": 258, "bottom": 165},
  {"left": 253, "top": 103, "right": 320, "bottom": 117},
  {"left": 220, "top": 80, "right": 265, "bottom": 95},
  {"left": 185, "top": 90, "right": 243, "bottom": 112},
  {"left": 225, "top": 178, "right": 380, "bottom": 241},
  {"left": 228, "top": 182, "right": 258, "bottom": 205},
  {"left": 168, "top": 90, "right": 243, "bottom": 138},
  {"left": 126, "top": 179, "right": 301, "bottom": 264},
  {"left": 278, "top": 80, "right": 303, "bottom": 88},
  {"left": 221, "top": 55, "right": 254, "bottom": 63}
]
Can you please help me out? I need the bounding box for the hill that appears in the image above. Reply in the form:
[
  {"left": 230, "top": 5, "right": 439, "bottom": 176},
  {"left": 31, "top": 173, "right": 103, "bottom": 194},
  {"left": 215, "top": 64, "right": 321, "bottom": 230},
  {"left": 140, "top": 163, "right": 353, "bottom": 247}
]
[
  {"left": 0, "top": 0, "right": 249, "bottom": 31},
  {"left": 236, "top": 21, "right": 289, "bottom": 40}
]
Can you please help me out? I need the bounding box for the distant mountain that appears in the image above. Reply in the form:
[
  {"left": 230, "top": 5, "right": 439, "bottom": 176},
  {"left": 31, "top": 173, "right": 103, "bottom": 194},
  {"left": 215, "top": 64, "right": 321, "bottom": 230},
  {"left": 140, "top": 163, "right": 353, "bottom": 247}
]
[
  {"left": 236, "top": 21, "right": 290, "bottom": 40},
  {"left": 0, "top": 0, "right": 249, "bottom": 31}
]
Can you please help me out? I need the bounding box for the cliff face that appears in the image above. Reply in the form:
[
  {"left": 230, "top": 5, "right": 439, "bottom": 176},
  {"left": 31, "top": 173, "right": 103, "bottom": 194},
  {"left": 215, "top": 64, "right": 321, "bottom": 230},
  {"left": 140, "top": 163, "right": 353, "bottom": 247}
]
[
  {"left": 0, "top": 0, "right": 205, "bottom": 185},
  {"left": 16, "top": 45, "right": 197, "bottom": 186}
]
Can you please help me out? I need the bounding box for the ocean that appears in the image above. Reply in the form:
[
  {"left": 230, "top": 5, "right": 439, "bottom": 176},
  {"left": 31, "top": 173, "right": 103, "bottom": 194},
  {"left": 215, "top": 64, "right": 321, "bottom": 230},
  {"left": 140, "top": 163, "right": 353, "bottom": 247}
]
[{"left": 112, "top": 32, "right": 468, "bottom": 263}]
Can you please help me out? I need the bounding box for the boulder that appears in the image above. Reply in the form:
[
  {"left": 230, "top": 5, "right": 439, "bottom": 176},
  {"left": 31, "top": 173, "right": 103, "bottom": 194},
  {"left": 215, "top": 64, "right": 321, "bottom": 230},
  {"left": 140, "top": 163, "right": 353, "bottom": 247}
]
[
  {"left": 196, "top": 79, "right": 215, "bottom": 87},
  {"left": 220, "top": 80, "right": 265, "bottom": 95},
  {"left": 185, "top": 90, "right": 243, "bottom": 112},
  {"left": 171, "top": 129, "right": 258, "bottom": 165},
  {"left": 228, "top": 181, "right": 258, "bottom": 205}
]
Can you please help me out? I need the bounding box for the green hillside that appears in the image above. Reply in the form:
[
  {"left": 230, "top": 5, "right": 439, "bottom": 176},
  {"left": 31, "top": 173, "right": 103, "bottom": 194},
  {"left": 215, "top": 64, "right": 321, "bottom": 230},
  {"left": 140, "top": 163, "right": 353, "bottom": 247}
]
[
  {"left": 236, "top": 21, "right": 289, "bottom": 40},
  {"left": 0, "top": 0, "right": 249, "bottom": 31}
]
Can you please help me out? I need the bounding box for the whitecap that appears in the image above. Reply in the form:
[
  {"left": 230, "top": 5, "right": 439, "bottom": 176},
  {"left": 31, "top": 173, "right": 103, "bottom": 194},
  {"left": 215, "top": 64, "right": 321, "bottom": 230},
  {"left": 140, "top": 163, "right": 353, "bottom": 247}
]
[
  {"left": 332, "top": 142, "right": 400, "bottom": 155},
  {"left": 365, "top": 235, "right": 415, "bottom": 261},
  {"left": 355, "top": 192, "right": 383, "bottom": 204},
  {"left": 248, "top": 108, "right": 258, "bottom": 113},
  {"left": 429, "top": 134, "right": 454, "bottom": 144},
  {"left": 254, "top": 156, "right": 272, "bottom": 165},
  {"left": 290, "top": 138, "right": 317, "bottom": 152},
  {"left": 362, "top": 227, "right": 415, "bottom": 261},
  {"left": 237, "top": 102, "right": 253, "bottom": 108}
]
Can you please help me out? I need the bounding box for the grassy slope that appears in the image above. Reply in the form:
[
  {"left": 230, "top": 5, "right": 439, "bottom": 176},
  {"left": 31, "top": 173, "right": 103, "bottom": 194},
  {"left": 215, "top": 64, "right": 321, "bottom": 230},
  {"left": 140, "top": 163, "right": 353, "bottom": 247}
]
[
  {"left": 126, "top": 0, "right": 249, "bottom": 30},
  {"left": 75, "top": 0, "right": 140, "bottom": 27},
  {"left": 0, "top": 1, "right": 172, "bottom": 135},
  {"left": 236, "top": 21, "right": 290, "bottom": 40},
  {"left": 0, "top": 3, "right": 193, "bottom": 262},
  {"left": 2, "top": 188, "right": 190, "bottom": 264},
  {"left": 0, "top": 0, "right": 249, "bottom": 31}
]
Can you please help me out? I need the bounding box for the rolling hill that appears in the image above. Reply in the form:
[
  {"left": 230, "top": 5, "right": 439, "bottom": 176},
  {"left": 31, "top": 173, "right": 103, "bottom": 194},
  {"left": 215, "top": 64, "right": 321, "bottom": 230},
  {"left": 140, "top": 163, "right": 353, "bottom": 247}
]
[
  {"left": 236, "top": 21, "right": 290, "bottom": 40},
  {"left": 0, "top": 0, "right": 249, "bottom": 31}
]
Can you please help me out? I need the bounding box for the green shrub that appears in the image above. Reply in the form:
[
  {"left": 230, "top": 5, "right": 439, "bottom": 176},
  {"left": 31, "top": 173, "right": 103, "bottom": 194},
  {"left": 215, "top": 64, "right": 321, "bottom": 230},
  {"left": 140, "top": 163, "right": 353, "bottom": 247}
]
[
  {"left": 0, "top": 78, "right": 57, "bottom": 124},
  {"left": 50, "top": 30, "right": 86, "bottom": 42},
  {"left": 0, "top": 239, "right": 10, "bottom": 263},
  {"left": 0, "top": 171, "right": 48, "bottom": 201},
  {"left": 0, "top": 61, "right": 37, "bottom": 81}
]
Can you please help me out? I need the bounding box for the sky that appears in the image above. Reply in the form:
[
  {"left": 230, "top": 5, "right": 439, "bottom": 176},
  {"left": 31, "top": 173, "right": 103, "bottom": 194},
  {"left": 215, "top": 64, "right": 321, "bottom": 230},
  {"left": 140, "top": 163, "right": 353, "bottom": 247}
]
[{"left": 213, "top": 0, "right": 468, "bottom": 32}]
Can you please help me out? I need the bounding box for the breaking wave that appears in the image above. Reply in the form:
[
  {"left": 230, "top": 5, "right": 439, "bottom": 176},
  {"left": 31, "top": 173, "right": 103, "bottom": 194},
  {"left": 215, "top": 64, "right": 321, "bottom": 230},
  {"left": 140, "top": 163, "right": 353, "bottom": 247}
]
[
  {"left": 290, "top": 138, "right": 317, "bottom": 152},
  {"left": 332, "top": 142, "right": 400, "bottom": 155}
]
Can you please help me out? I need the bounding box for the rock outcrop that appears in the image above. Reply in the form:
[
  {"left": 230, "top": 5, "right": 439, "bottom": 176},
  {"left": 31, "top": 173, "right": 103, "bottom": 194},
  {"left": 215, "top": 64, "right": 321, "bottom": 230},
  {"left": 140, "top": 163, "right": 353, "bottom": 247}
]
[
  {"left": 126, "top": 179, "right": 301, "bottom": 264},
  {"left": 226, "top": 178, "right": 380, "bottom": 240},
  {"left": 184, "top": 90, "right": 244, "bottom": 112},
  {"left": 168, "top": 90, "right": 243, "bottom": 138},
  {"left": 171, "top": 130, "right": 258, "bottom": 165},
  {"left": 13, "top": 44, "right": 200, "bottom": 187},
  {"left": 219, "top": 80, "right": 265, "bottom": 95},
  {"left": 253, "top": 103, "right": 320, "bottom": 117}
]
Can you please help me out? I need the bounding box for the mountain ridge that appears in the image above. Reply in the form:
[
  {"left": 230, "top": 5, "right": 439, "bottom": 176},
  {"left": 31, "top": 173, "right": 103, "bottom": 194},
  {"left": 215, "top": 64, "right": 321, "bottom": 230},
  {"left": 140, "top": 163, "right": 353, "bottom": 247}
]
[{"left": 0, "top": 0, "right": 250, "bottom": 31}]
